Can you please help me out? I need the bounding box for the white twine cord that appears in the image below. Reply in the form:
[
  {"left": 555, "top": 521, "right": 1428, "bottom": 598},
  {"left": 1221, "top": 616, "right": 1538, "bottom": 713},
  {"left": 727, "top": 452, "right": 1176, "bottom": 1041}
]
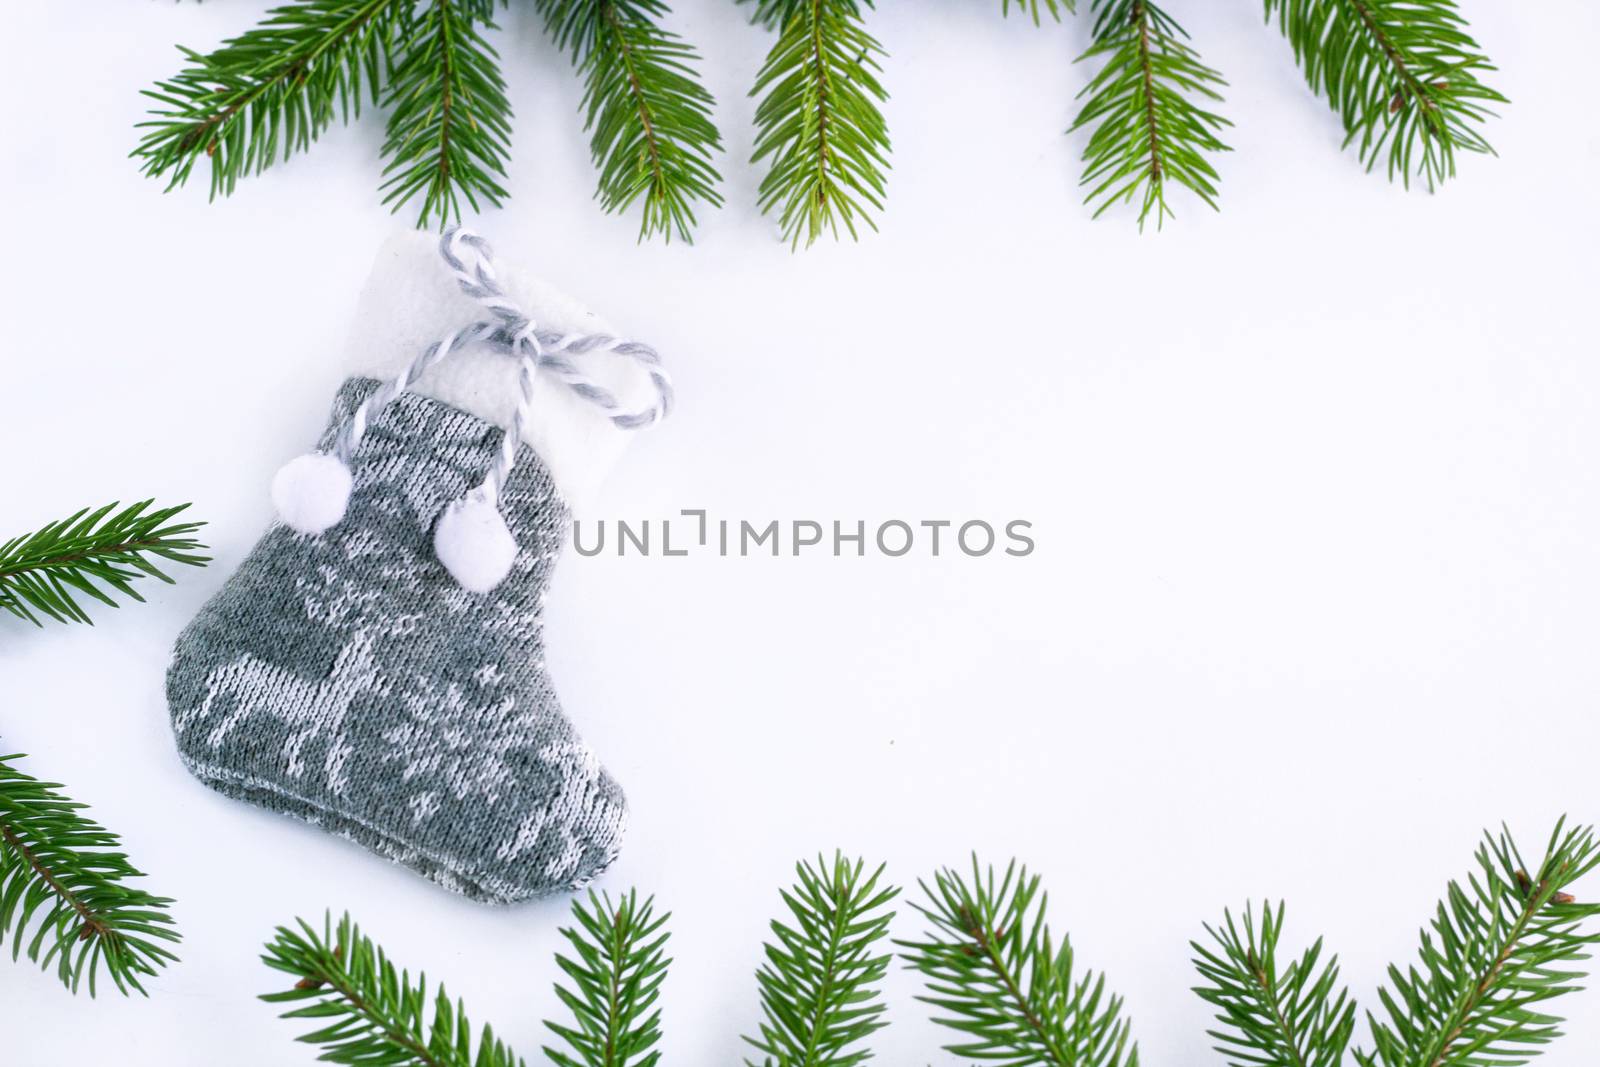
[{"left": 334, "top": 227, "right": 674, "bottom": 505}]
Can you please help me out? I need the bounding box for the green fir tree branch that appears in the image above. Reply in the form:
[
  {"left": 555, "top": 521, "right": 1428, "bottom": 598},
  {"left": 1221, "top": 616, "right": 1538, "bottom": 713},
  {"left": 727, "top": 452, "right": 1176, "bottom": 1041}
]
[
  {"left": 380, "top": 0, "right": 514, "bottom": 228},
  {"left": 744, "top": 853, "right": 899, "bottom": 1067},
  {"left": 244, "top": 832, "right": 1600, "bottom": 1065},
  {"left": 1264, "top": 0, "right": 1505, "bottom": 189},
  {"left": 1356, "top": 821, "right": 1600, "bottom": 1067},
  {"left": 0, "top": 753, "right": 181, "bottom": 996},
  {"left": 1192, "top": 902, "right": 1357, "bottom": 1067},
  {"left": 261, "top": 912, "right": 525, "bottom": 1067},
  {"left": 135, "top": 0, "right": 1504, "bottom": 225},
  {"left": 0, "top": 500, "right": 209, "bottom": 627},
  {"left": 899, "top": 856, "right": 1139, "bottom": 1067},
  {"left": 1071, "top": 0, "right": 1231, "bottom": 229},
  {"left": 544, "top": 890, "right": 673, "bottom": 1067},
  {"left": 748, "top": 0, "right": 891, "bottom": 248},
  {"left": 134, "top": 0, "right": 409, "bottom": 200},
  {"left": 537, "top": 0, "right": 723, "bottom": 242}
]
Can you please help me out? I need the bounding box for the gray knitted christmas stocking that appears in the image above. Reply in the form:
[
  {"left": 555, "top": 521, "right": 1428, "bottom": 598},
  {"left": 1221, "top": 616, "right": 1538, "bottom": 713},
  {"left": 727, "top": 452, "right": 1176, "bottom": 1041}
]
[{"left": 166, "top": 230, "right": 671, "bottom": 903}]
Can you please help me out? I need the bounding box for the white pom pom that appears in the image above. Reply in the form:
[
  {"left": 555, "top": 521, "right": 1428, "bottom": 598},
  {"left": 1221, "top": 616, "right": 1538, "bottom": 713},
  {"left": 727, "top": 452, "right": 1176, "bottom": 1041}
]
[
  {"left": 271, "top": 452, "right": 353, "bottom": 535},
  {"left": 434, "top": 494, "right": 519, "bottom": 594}
]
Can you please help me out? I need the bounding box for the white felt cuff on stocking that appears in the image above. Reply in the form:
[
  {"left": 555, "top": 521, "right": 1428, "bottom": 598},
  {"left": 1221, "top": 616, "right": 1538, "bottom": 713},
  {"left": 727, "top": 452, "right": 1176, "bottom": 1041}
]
[{"left": 343, "top": 231, "right": 655, "bottom": 511}]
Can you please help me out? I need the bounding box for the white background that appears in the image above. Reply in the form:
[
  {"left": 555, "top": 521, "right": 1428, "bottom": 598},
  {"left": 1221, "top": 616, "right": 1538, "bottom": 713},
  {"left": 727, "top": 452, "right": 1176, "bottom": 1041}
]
[{"left": 2, "top": 2, "right": 1598, "bottom": 1064}]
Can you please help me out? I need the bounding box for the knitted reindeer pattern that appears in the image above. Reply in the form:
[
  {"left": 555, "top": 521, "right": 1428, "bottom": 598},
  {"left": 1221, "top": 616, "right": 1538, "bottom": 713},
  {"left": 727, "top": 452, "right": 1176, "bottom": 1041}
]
[{"left": 167, "top": 379, "right": 626, "bottom": 903}]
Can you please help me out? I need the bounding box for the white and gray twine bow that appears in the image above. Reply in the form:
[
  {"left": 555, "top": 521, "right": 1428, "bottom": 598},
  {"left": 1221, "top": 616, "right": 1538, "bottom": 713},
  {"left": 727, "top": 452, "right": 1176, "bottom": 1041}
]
[{"left": 271, "top": 228, "right": 673, "bottom": 593}]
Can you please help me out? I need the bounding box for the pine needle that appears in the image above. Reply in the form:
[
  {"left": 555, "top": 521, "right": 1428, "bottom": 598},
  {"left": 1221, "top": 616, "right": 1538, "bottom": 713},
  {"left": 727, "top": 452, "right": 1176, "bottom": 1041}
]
[
  {"left": 748, "top": 0, "right": 891, "bottom": 248},
  {"left": 1072, "top": 0, "right": 1231, "bottom": 229},
  {"left": 999, "top": 0, "right": 1077, "bottom": 26},
  {"left": 0, "top": 500, "right": 209, "bottom": 627},
  {"left": 1192, "top": 902, "right": 1357, "bottom": 1067},
  {"left": 744, "top": 853, "right": 899, "bottom": 1067},
  {"left": 537, "top": 0, "right": 723, "bottom": 243},
  {"left": 381, "top": 0, "right": 514, "bottom": 228},
  {"left": 1357, "top": 821, "right": 1600, "bottom": 1067},
  {"left": 134, "top": 0, "right": 408, "bottom": 201},
  {"left": 262, "top": 911, "right": 526, "bottom": 1067},
  {"left": 1191, "top": 822, "right": 1600, "bottom": 1067},
  {"left": 899, "top": 856, "right": 1139, "bottom": 1067},
  {"left": 544, "top": 889, "right": 673, "bottom": 1067},
  {"left": 1264, "top": 0, "right": 1505, "bottom": 189},
  {"left": 0, "top": 753, "right": 181, "bottom": 996}
]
